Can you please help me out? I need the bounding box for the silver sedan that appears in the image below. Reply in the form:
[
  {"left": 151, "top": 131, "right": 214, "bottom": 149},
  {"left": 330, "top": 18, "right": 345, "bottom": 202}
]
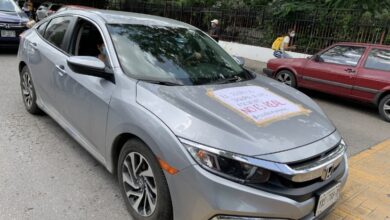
[{"left": 17, "top": 9, "right": 348, "bottom": 220}]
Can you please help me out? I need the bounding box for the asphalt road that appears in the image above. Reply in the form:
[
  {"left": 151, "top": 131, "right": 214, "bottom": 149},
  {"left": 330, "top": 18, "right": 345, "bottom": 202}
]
[
  {"left": 0, "top": 50, "right": 130, "bottom": 219},
  {"left": 0, "top": 51, "right": 389, "bottom": 219},
  {"left": 245, "top": 58, "right": 390, "bottom": 156}
]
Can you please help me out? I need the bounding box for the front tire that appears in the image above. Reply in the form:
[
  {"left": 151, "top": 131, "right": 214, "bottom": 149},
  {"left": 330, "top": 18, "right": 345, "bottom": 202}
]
[
  {"left": 379, "top": 94, "right": 390, "bottom": 122},
  {"left": 117, "top": 139, "right": 173, "bottom": 220},
  {"left": 20, "top": 66, "right": 43, "bottom": 115},
  {"left": 275, "top": 70, "right": 297, "bottom": 88}
]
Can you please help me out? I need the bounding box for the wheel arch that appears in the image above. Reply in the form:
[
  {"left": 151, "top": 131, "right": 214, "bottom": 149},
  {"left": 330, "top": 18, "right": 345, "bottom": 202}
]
[
  {"left": 275, "top": 67, "right": 299, "bottom": 78},
  {"left": 106, "top": 122, "right": 192, "bottom": 176},
  {"left": 374, "top": 89, "right": 390, "bottom": 106},
  {"left": 110, "top": 132, "right": 139, "bottom": 176},
  {"left": 275, "top": 67, "right": 299, "bottom": 87},
  {"left": 19, "top": 61, "right": 27, "bottom": 74}
]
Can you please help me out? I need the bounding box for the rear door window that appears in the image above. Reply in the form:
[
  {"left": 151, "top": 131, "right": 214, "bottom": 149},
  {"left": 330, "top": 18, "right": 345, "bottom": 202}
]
[
  {"left": 364, "top": 48, "right": 390, "bottom": 72},
  {"left": 44, "top": 16, "right": 72, "bottom": 49},
  {"left": 320, "top": 45, "right": 366, "bottom": 66}
]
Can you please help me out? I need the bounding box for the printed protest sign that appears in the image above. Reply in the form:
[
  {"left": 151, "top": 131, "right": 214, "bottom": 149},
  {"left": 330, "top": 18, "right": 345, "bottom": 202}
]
[{"left": 207, "top": 86, "right": 311, "bottom": 126}]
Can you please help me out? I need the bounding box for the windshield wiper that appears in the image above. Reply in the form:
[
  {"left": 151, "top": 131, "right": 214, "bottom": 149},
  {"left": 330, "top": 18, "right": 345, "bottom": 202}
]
[
  {"left": 138, "top": 79, "right": 184, "bottom": 86},
  {"left": 209, "top": 75, "right": 243, "bottom": 85}
]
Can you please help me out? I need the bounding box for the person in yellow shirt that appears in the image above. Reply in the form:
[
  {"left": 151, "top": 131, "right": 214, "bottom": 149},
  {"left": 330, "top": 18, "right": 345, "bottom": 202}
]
[{"left": 272, "top": 29, "right": 297, "bottom": 58}]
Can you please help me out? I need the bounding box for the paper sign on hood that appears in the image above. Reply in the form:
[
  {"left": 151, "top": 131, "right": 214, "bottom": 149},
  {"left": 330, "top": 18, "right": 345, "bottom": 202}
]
[{"left": 207, "top": 86, "right": 311, "bottom": 126}]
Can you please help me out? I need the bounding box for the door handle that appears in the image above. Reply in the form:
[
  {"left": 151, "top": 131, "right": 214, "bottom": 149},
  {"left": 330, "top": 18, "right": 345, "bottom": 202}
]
[
  {"left": 344, "top": 68, "right": 356, "bottom": 73},
  {"left": 55, "top": 64, "right": 67, "bottom": 76},
  {"left": 29, "top": 42, "right": 38, "bottom": 49}
]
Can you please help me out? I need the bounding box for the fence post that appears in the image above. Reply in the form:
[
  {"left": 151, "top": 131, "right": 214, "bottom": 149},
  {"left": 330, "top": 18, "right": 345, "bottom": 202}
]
[
  {"left": 164, "top": 1, "right": 167, "bottom": 17},
  {"left": 233, "top": 10, "right": 238, "bottom": 42},
  {"left": 379, "top": 30, "right": 386, "bottom": 45},
  {"left": 180, "top": 2, "right": 183, "bottom": 21},
  {"left": 221, "top": 9, "right": 224, "bottom": 41},
  {"left": 189, "top": 6, "right": 193, "bottom": 25},
  {"left": 305, "top": 10, "right": 318, "bottom": 54}
]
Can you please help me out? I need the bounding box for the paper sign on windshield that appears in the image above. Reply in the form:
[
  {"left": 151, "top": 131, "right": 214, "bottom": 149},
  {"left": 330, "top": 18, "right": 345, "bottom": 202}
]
[{"left": 207, "top": 86, "right": 311, "bottom": 126}]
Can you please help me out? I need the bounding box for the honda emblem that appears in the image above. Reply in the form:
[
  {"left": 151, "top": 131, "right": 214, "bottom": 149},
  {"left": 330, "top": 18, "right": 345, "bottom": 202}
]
[{"left": 321, "top": 164, "right": 334, "bottom": 181}]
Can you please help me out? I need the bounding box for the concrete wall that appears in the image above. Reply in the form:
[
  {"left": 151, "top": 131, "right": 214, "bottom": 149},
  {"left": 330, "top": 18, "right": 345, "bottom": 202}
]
[{"left": 219, "top": 41, "right": 311, "bottom": 63}]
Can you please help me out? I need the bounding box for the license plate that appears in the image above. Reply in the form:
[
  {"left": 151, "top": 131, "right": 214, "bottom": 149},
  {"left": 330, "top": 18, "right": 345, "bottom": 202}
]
[
  {"left": 1, "top": 30, "right": 16, "bottom": 38},
  {"left": 315, "top": 183, "right": 341, "bottom": 216}
]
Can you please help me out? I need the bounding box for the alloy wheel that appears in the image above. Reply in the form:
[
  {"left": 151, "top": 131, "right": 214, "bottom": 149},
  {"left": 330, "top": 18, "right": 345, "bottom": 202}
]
[
  {"left": 122, "top": 152, "right": 158, "bottom": 217},
  {"left": 21, "top": 71, "right": 34, "bottom": 108},
  {"left": 384, "top": 100, "right": 390, "bottom": 118},
  {"left": 277, "top": 72, "right": 292, "bottom": 86}
]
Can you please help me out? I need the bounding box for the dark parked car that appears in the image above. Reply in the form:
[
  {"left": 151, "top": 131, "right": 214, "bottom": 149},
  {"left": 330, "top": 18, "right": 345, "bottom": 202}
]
[
  {"left": 264, "top": 42, "right": 390, "bottom": 122},
  {"left": 0, "top": 0, "right": 29, "bottom": 48}
]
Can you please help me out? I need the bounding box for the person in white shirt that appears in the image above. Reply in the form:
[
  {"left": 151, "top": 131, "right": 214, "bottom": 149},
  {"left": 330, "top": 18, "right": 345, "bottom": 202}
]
[{"left": 279, "top": 29, "right": 297, "bottom": 58}]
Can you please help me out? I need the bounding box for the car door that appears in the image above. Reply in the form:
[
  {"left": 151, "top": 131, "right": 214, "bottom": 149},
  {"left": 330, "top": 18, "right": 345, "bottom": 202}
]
[
  {"left": 26, "top": 17, "right": 74, "bottom": 112},
  {"left": 299, "top": 45, "right": 366, "bottom": 97},
  {"left": 352, "top": 47, "right": 390, "bottom": 102},
  {"left": 54, "top": 17, "right": 115, "bottom": 156}
]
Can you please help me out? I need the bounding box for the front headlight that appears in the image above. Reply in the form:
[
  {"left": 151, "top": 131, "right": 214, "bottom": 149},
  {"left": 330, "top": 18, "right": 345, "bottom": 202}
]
[{"left": 182, "top": 140, "right": 271, "bottom": 184}]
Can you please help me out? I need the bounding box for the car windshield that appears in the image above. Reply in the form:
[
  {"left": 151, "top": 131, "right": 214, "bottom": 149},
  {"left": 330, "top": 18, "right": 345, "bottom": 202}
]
[
  {"left": 107, "top": 24, "right": 253, "bottom": 85},
  {"left": 0, "top": 0, "right": 18, "bottom": 12}
]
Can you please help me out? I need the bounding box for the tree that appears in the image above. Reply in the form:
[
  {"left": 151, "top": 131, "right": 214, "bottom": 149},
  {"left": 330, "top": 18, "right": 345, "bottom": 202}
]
[{"left": 325, "top": 0, "right": 390, "bottom": 14}]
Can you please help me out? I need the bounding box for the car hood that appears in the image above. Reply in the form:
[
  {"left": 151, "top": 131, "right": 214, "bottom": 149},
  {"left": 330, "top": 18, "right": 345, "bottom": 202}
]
[
  {"left": 0, "top": 11, "right": 28, "bottom": 23},
  {"left": 136, "top": 76, "right": 336, "bottom": 158}
]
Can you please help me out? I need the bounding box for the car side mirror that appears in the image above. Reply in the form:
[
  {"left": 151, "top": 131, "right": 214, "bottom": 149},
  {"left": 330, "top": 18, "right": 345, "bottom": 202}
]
[
  {"left": 233, "top": 56, "right": 245, "bottom": 67},
  {"left": 312, "top": 54, "right": 322, "bottom": 62},
  {"left": 67, "top": 56, "right": 114, "bottom": 83}
]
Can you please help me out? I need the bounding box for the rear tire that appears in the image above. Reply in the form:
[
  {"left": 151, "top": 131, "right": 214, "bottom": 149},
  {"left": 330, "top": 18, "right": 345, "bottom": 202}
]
[
  {"left": 275, "top": 70, "right": 297, "bottom": 88},
  {"left": 379, "top": 94, "right": 390, "bottom": 122},
  {"left": 20, "top": 66, "right": 43, "bottom": 115},
  {"left": 117, "top": 139, "right": 173, "bottom": 220}
]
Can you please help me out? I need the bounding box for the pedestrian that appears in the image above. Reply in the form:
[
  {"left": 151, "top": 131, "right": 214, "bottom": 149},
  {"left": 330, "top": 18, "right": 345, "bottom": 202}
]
[
  {"left": 209, "top": 19, "right": 221, "bottom": 42},
  {"left": 97, "top": 39, "right": 109, "bottom": 66},
  {"left": 272, "top": 29, "right": 296, "bottom": 59},
  {"left": 22, "top": 0, "right": 33, "bottom": 18}
]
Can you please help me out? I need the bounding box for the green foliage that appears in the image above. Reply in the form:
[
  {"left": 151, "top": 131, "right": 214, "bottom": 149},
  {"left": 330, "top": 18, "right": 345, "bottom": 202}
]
[
  {"left": 126, "top": 0, "right": 389, "bottom": 53},
  {"left": 140, "top": 0, "right": 390, "bottom": 18}
]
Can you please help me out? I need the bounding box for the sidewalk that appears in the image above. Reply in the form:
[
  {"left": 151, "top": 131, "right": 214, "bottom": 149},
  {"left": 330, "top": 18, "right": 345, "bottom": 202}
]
[
  {"left": 326, "top": 139, "right": 390, "bottom": 219},
  {"left": 244, "top": 58, "right": 266, "bottom": 74}
]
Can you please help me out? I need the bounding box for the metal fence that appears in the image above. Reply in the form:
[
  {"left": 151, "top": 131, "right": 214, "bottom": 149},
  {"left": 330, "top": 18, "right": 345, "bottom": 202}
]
[{"left": 107, "top": 1, "right": 390, "bottom": 54}]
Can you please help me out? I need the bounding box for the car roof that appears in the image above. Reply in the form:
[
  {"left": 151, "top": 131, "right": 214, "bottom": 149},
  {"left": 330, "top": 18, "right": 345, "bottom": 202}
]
[
  {"left": 336, "top": 42, "right": 390, "bottom": 48},
  {"left": 64, "top": 9, "right": 197, "bottom": 29},
  {"left": 62, "top": 5, "right": 94, "bottom": 9}
]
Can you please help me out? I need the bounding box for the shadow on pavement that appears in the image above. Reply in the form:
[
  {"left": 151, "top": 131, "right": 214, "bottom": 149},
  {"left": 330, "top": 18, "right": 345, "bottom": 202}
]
[
  {"left": 0, "top": 48, "right": 18, "bottom": 55},
  {"left": 301, "top": 88, "right": 378, "bottom": 117}
]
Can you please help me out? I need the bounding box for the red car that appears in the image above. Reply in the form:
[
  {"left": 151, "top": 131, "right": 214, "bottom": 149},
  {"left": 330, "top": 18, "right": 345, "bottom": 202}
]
[{"left": 263, "top": 42, "right": 390, "bottom": 122}]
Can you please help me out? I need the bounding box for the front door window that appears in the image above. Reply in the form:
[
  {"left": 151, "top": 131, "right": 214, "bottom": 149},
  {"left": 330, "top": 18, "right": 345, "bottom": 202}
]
[{"left": 320, "top": 45, "right": 365, "bottom": 67}]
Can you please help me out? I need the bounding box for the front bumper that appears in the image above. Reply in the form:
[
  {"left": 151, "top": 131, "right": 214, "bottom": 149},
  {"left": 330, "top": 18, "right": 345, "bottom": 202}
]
[
  {"left": 263, "top": 68, "right": 274, "bottom": 77},
  {"left": 166, "top": 154, "right": 348, "bottom": 220}
]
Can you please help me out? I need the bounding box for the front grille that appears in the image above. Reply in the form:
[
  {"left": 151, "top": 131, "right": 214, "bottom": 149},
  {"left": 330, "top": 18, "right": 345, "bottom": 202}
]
[
  {"left": 244, "top": 141, "right": 347, "bottom": 202},
  {"left": 280, "top": 141, "right": 346, "bottom": 183},
  {"left": 288, "top": 144, "right": 339, "bottom": 169},
  {"left": 246, "top": 156, "right": 346, "bottom": 202},
  {"left": 0, "top": 23, "right": 26, "bottom": 29}
]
